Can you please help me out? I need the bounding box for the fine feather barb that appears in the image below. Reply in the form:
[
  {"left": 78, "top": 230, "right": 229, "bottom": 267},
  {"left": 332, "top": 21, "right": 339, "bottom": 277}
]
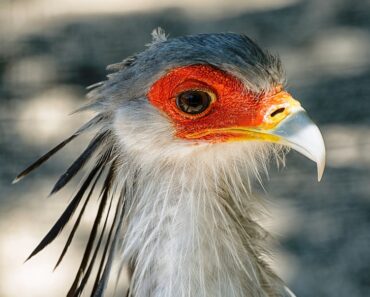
[
  {"left": 13, "top": 134, "right": 78, "bottom": 184},
  {"left": 13, "top": 114, "right": 104, "bottom": 184},
  {"left": 91, "top": 185, "right": 126, "bottom": 296},
  {"left": 26, "top": 147, "right": 112, "bottom": 262},
  {"left": 67, "top": 161, "right": 116, "bottom": 297},
  {"left": 49, "top": 131, "right": 109, "bottom": 196},
  {"left": 74, "top": 190, "right": 115, "bottom": 296},
  {"left": 54, "top": 165, "right": 105, "bottom": 270},
  {"left": 92, "top": 186, "right": 127, "bottom": 297}
]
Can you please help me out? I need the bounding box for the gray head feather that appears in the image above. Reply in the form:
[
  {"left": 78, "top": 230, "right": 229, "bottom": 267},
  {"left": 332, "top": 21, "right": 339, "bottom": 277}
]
[
  {"left": 86, "top": 32, "right": 284, "bottom": 114},
  {"left": 148, "top": 27, "right": 168, "bottom": 46}
]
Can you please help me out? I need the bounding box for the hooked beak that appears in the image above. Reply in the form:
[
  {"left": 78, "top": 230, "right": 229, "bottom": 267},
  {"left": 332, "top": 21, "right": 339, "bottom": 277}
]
[
  {"left": 265, "top": 108, "right": 326, "bottom": 181},
  {"left": 247, "top": 91, "right": 326, "bottom": 181}
]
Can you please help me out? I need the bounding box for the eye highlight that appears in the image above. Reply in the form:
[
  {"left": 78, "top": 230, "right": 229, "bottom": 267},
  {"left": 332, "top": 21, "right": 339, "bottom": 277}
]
[{"left": 176, "top": 90, "right": 214, "bottom": 115}]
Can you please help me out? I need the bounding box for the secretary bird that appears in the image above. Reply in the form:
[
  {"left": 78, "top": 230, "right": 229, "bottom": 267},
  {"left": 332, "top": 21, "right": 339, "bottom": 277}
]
[{"left": 14, "top": 29, "right": 325, "bottom": 297}]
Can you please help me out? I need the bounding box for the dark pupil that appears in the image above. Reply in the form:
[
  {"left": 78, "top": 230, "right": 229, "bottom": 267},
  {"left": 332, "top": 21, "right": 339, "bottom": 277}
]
[{"left": 176, "top": 91, "right": 211, "bottom": 114}]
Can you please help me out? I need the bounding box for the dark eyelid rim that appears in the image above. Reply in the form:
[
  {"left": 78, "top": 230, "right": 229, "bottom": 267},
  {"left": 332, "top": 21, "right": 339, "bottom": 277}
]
[{"left": 172, "top": 79, "right": 218, "bottom": 99}]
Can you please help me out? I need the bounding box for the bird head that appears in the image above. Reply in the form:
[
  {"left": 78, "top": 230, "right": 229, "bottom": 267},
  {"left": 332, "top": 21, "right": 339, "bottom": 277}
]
[
  {"left": 103, "top": 31, "right": 325, "bottom": 179},
  {"left": 14, "top": 30, "right": 326, "bottom": 297}
]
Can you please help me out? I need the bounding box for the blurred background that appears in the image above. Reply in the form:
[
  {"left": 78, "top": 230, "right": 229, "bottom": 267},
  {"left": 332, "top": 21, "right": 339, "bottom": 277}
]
[{"left": 0, "top": 0, "right": 369, "bottom": 296}]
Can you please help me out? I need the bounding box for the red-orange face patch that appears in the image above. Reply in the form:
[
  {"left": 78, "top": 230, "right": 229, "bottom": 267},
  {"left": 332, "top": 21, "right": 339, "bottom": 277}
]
[{"left": 148, "top": 64, "right": 284, "bottom": 142}]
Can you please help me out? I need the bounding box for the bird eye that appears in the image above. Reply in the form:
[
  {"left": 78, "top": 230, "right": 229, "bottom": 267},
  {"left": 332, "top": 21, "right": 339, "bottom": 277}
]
[{"left": 176, "top": 90, "right": 213, "bottom": 115}]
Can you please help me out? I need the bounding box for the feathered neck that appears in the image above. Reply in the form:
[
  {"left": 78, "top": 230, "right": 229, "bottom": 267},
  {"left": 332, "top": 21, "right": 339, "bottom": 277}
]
[
  {"left": 16, "top": 117, "right": 292, "bottom": 297},
  {"left": 117, "top": 148, "right": 290, "bottom": 297}
]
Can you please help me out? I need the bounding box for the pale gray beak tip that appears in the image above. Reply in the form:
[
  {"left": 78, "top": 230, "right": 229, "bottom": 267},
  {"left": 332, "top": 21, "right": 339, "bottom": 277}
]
[
  {"left": 271, "top": 110, "right": 326, "bottom": 182},
  {"left": 317, "top": 154, "right": 325, "bottom": 182}
]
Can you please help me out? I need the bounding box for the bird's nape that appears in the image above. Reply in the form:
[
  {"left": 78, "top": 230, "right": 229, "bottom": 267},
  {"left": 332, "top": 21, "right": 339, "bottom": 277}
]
[{"left": 14, "top": 29, "right": 325, "bottom": 297}]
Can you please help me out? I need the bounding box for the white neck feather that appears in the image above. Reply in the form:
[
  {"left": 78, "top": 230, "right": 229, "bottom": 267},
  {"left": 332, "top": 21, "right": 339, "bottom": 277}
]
[
  {"left": 116, "top": 146, "right": 290, "bottom": 297},
  {"left": 112, "top": 103, "right": 292, "bottom": 296}
]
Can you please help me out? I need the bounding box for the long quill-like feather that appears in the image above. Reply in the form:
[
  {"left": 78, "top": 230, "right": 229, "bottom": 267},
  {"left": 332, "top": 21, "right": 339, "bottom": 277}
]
[
  {"left": 49, "top": 131, "right": 109, "bottom": 196},
  {"left": 54, "top": 164, "right": 105, "bottom": 270},
  {"left": 67, "top": 160, "right": 117, "bottom": 297},
  {"left": 26, "top": 143, "right": 112, "bottom": 261},
  {"left": 13, "top": 114, "right": 104, "bottom": 184}
]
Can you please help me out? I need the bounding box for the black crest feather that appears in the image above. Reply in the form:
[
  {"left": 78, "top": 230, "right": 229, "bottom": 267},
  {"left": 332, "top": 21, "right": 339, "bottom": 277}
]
[
  {"left": 49, "top": 131, "right": 109, "bottom": 196},
  {"left": 67, "top": 159, "right": 117, "bottom": 297},
  {"left": 13, "top": 115, "right": 104, "bottom": 184},
  {"left": 15, "top": 112, "right": 126, "bottom": 296},
  {"left": 26, "top": 142, "right": 113, "bottom": 262},
  {"left": 54, "top": 162, "right": 105, "bottom": 270}
]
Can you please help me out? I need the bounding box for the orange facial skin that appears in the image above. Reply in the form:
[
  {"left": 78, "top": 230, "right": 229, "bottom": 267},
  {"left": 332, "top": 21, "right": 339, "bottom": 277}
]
[{"left": 148, "top": 65, "right": 298, "bottom": 143}]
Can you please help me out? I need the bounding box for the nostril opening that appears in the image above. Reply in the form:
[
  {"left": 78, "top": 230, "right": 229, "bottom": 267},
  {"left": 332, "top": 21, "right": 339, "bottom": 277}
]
[{"left": 270, "top": 107, "right": 285, "bottom": 117}]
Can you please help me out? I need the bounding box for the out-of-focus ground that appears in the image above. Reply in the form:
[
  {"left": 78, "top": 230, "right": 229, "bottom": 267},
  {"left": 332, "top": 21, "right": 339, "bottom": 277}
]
[{"left": 0, "top": 0, "right": 370, "bottom": 296}]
